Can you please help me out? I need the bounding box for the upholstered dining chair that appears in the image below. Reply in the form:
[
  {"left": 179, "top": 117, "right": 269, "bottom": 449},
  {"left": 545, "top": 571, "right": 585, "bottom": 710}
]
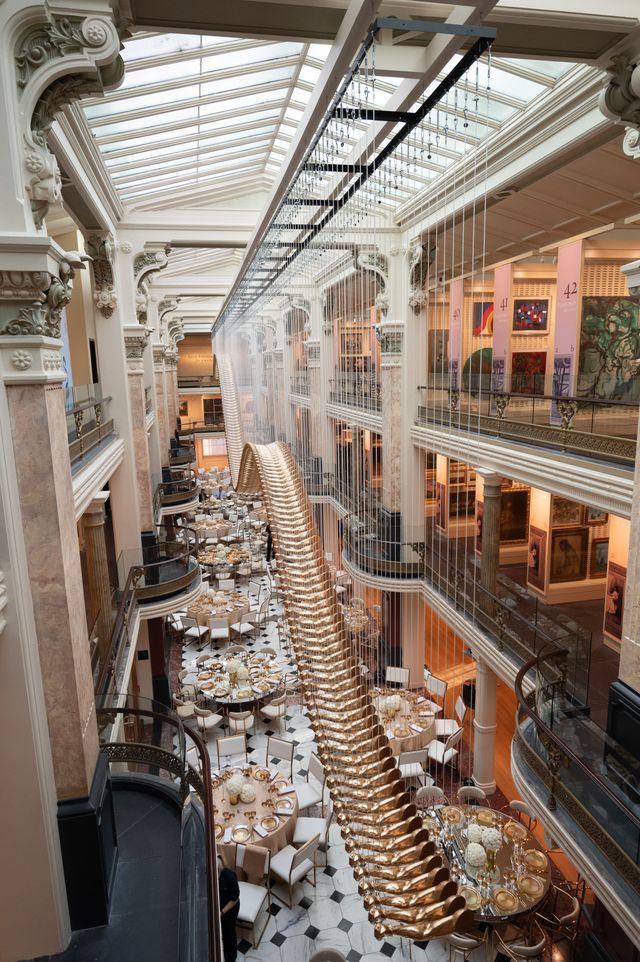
[
  {"left": 269, "top": 834, "right": 321, "bottom": 908},
  {"left": 234, "top": 843, "right": 271, "bottom": 948}
]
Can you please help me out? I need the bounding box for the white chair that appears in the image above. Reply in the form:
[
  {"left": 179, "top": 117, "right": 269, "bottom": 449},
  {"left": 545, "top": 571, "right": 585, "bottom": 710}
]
[
  {"left": 436, "top": 695, "right": 467, "bottom": 739},
  {"left": 235, "top": 844, "right": 271, "bottom": 948},
  {"left": 415, "top": 785, "right": 448, "bottom": 811},
  {"left": 456, "top": 785, "right": 488, "bottom": 805},
  {"left": 172, "top": 695, "right": 196, "bottom": 720},
  {"left": 385, "top": 666, "right": 409, "bottom": 687},
  {"left": 216, "top": 733, "right": 248, "bottom": 768},
  {"left": 226, "top": 644, "right": 246, "bottom": 655},
  {"left": 182, "top": 615, "right": 209, "bottom": 649},
  {"left": 260, "top": 694, "right": 287, "bottom": 732},
  {"left": 228, "top": 710, "right": 255, "bottom": 735},
  {"left": 218, "top": 578, "right": 236, "bottom": 591},
  {"left": 422, "top": 668, "right": 447, "bottom": 715},
  {"left": 193, "top": 705, "right": 223, "bottom": 739},
  {"left": 510, "top": 798, "right": 538, "bottom": 831},
  {"left": 446, "top": 930, "right": 486, "bottom": 961},
  {"left": 269, "top": 834, "right": 320, "bottom": 908},
  {"left": 494, "top": 923, "right": 546, "bottom": 960},
  {"left": 256, "top": 646, "right": 278, "bottom": 659},
  {"left": 427, "top": 727, "right": 463, "bottom": 772},
  {"left": 168, "top": 612, "right": 185, "bottom": 636},
  {"left": 398, "top": 750, "right": 433, "bottom": 789},
  {"left": 295, "top": 753, "right": 326, "bottom": 814},
  {"left": 230, "top": 610, "right": 259, "bottom": 640},
  {"left": 208, "top": 617, "right": 231, "bottom": 646},
  {"left": 293, "top": 804, "right": 333, "bottom": 865},
  {"left": 265, "top": 735, "right": 294, "bottom": 780}
]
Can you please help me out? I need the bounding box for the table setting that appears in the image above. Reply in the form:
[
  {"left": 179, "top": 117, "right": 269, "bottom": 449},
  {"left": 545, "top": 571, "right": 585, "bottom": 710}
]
[
  {"left": 212, "top": 763, "right": 299, "bottom": 865},
  {"left": 341, "top": 604, "right": 370, "bottom": 635},
  {"left": 424, "top": 805, "right": 551, "bottom": 925},
  {"left": 187, "top": 588, "right": 249, "bottom": 626},
  {"left": 198, "top": 544, "right": 251, "bottom": 568},
  {"left": 197, "top": 651, "right": 283, "bottom": 705},
  {"left": 371, "top": 686, "right": 437, "bottom": 754}
]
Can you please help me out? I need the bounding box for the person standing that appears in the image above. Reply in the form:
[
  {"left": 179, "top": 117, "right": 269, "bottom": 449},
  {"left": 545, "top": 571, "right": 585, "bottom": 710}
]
[{"left": 219, "top": 866, "right": 240, "bottom": 962}]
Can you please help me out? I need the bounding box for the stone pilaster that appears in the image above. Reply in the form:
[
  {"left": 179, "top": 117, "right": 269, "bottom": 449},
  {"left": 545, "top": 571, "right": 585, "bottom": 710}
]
[
  {"left": 377, "top": 320, "right": 403, "bottom": 560},
  {"left": 164, "top": 349, "right": 178, "bottom": 436},
  {"left": 124, "top": 325, "right": 154, "bottom": 529},
  {"left": 479, "top": 470, "right": 503, "bottom": 613},
  {"left": 83, "top": 495, "right": 113, "bottom": 663},
  {"left": 152, "top": 343, "right": 169, "bottom": 465},
  {"left": 472, "top": 657, "right": 498, "bottom": 793}
]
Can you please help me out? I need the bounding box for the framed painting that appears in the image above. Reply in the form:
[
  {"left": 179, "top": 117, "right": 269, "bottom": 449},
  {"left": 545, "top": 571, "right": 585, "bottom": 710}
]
[
  {"left": 428, "top": 329, "right": 449, "bottom": 381},
  {"left": 584, "top": 506, "right": 608, "bottom": 526},
  {"left": 472, "top": 301, "right": 494, "bottom": 336},
  {"left": 527, "top": 525, "right": 547, "bottom": 591},
  {"left": 549, "top": 528, "right": 588, "bottom": 583},
  {"left": 512, "top": 298, "right": 550, "bottom": 333},
  {"left": 578, "top": 295, "right": 640, "bottom": 400},
  {"left": 178, "top": 400, "right": 188, "bottom": 417},
  {"left": 511, "top": 351, "right": 547, "bottom": 396},
  {"left": 499, "top": 489, "right": 530, "bottom": 544},
  {"left": 449, "top": 487, "right": 476, "bottom": 519},
  {"left": 589, "top": 538, "right": 609, "bottom": 579},
  {"left": 604, "top": 561, "right": 626, "bottom": 640},
  {"left": 551, "top": 496, "right": 583, "bottom": 528},
  {"left": 475, "top": 500, "right": 483, "bottom": 553},
  {"left": 436, "top": 482, "right": 447, "bottom": 530}
]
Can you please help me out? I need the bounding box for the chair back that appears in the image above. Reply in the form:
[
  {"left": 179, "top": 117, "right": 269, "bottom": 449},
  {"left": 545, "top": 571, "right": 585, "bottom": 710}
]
[
  {"left": 309, "top": 951, "right": 347, "bottom": 962},
  {"left": 226, "top": 645, "right": 245, "bottom": 655},
  {"left": 425, "top": 674, "right": 448, "bottom": 701},
  {"left": 259, "top": 646, "right": 278, "bottom": 657},
  {"left": 457, "top": 785, "right": 487, "bottom": 805},
  {"left": 454, "top": 695, "right": 467, "bottom": 723},
  {"left": 415, "top": 785, "right": 447, "bottom": 809},
  {"left": 219, "top": 578, "right": 235, "bottom": 591},
  {"left": 216, "top": 733, "right": 247, "bottom": 766},
  {"left": 229, "top": 711, "right": 253, "bottom": 732},
  {"left": 235, "top": 843, "right": 270, "bottom": 883},
  {"left": 446, "top": 727, "right": 464, "bottom": 751},
  {"left": 385, "top": 666, "right": 409, "bottom": 686},
  {"left": 182, "top": 615, "right": 197, "bottom": 628},
  {"left": 398, "top": 749, "right": 427, "bottom": 769},
  {"left": 266, "top": 735, "right": 294, "bottom": 763},
  {"left": 308, "top": 752, "right": 325, "bottom": 785},
  {"left": 209, "top": 617, "right": 230, "bottom": 631},
  {"left": 291, "top": 834, "right": 321, "bottom": 874}
]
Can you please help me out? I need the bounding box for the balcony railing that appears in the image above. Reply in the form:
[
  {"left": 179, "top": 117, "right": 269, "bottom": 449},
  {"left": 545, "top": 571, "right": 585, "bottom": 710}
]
[
  {"left": 177, "top": 374, "right": 220, "bottom": 389},
  {"left": 65, "top": 385, "right": 114, "bottom": 465},
  {"left": 177, "top": 418, "right": 225, "bottom": 435},
  {"left": 329, "top": 373, "right": 381, "bottom": 412},
  {"left": 169, "top": 434, "right": 196, "bottom": 465},
  {"left": 290, "top": 372, "right": 310, "bottom": 396},
  {"left": 514, "top": 648, "right": 640, "bottom": 897},
  {"left": 417, "top": 387, "right": 638, "bottom": 466},
  {"left": 155, "top": 470, "right": 198, "bottom": 509}
]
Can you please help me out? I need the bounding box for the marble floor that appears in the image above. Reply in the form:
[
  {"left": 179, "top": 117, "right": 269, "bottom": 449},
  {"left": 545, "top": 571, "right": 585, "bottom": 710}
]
[{"left": 176, "top": 575, "right": 474, "bottom": 962}]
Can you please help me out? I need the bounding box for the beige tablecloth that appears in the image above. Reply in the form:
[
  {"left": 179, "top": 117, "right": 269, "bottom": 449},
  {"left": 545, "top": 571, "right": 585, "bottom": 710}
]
[
  {"left": 372, "top": 687, "right": 436, "bottom": 754},
  {"left": 213, "top": 766, "right": 298, "bottom": 868},
  {"left": 197, "top": 654, "right": 283, "bottom": 706},
  {"left": 188, "top": 594, "right": 249, "bottom": 626}
]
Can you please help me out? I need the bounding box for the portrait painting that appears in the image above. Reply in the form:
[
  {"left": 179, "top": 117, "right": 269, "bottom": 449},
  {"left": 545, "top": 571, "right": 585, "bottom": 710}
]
[
  {"left": 577, "top": 295, "right": 640, "bottom": 401},
  {"left": 549, "top": 528, "right": 588, "bottom": 583},
  {"left": 589, "top": 538, "right": 609, "bottom": 579},
  {"left": 551, "top": 496, "right": 583, "bottom": 528},
  {"left": 511, "top": 351, "right": 547, "bottom": 396},
  {"left": 499, "top": 489, "right": 530, "bottom": 544},
  {"left": 436, "top": 481, "right": 447, "bottom": 530},
  {"left": 604, "top": 561, "right": 626, "bottom": 640},
  {"left": 472, "top": 301, "right": 494, "bottom": 336},
  {"left": 449, "top": 487, "right": 476, "bottom": 519},
  {"left": 512, "top": 298, "right": 550, "bottom": 333},
  {"left": 527, "top": 526, "right": 547, "bottom": 591},
  {"left": 476, "top": 500, "right": 484, "bottom": 554},
  {"left": 584, "top": 507, "right": 608, "bottom": 526}
]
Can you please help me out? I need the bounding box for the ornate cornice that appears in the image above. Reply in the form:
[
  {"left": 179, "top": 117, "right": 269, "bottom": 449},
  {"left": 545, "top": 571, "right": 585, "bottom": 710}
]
[
  {"left": 86, "top": 233, "right": 116, "bottom": 318},
  {"left": 599, "top": 55, "right": 640, "bottom": 130},
  {"left": 623, "top": 127, "right": 640, "bottom": 160},
  {"left": 0, "top": 256, "right": 85, "bottom": 339},
  {"left": 152, "top": 343, "right": 167, "bottom": 367},
  {"left": 375, "top": 320, "right": 404, "bottom": 365}
]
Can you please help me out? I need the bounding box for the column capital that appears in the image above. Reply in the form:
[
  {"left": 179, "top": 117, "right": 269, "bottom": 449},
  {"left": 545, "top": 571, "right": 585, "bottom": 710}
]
[
  {"left": 152, "top": 342, "right": 167, "bottom": 367},
  {"left": 84, "top": 493, "right": 109, "bottom": 525},
  {"left": 477, "top": 468, "right": 503, "bottom": 494},
  {"left": 375, "top": 320, "right": 404, "bottom": 367},
  {"left": 123, "top": 324, "right": 150, "bottom": 372},
  {"left": 86, "top": 233, "right": 116, "bottom": 319}
]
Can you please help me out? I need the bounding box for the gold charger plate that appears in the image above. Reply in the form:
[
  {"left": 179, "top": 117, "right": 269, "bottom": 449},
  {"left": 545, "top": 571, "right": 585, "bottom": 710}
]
[
  {"left": 231, "top": 824, "right": 252, "bottom": 843},
  {"left": 214, "top": 823, "right": 224, "bottom": 840},
  {"left": 442, "top": 806, "right": 463, "bottom": 824},
  {"left": 198, "top": 670, "right": 213, "bottom": 680},
  {"left": 517, "top": 874, "right": 545, "bottom": 899},
  {"left": 236, "top": 688, "right": 253, "bottom": 699},
  {"left": 459, "top": 886, "right": 482, "bottom": 910},
  {"left": 492, "top": 888, "right": 519, "bottom": 914},
  {"left": 254, "top": 682, "right": 270, "bottom": 693},
  {"left": 476, "top": 809, "right": 495, "bottom": 826},
  {"left": 214, "top": 687, "right": 229, "bottom": 698},
  {"left": 422, "top": 816, "right": 439, "bottom": 834},
  {"left": 504, "top": 820, "right": 528, "bottom": 842},
  {"left": 260, "top": 816, "right": 280, "bottom": 832},
  {"left": 200, "top": 681, "right": 214, "bottom": 691},
  {"left": 278, "top": 797, "right": 294, "bottom": 811},
  {"left": 253, "top": 767, "right": 271, "bottom": 782},
  {"left": 394, "top": 726, "right": 411, "bottom": 738},
  {"left": 523, "top": 849, "right": 548, "bottom": 873}
]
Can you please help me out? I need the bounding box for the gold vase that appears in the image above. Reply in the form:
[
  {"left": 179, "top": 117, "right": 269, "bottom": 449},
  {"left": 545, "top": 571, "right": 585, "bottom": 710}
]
[
  {"left": 486, "top": 848, "right": 497, "bottom": 872},
  {"left": 229, "top": 791, "right": 239, "bottom": 805}
]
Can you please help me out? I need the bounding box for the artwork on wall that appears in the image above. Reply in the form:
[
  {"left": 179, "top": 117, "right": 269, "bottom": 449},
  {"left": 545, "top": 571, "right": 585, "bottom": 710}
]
[
  {"left": 552, "top": 355, "right": 572, "bottom": 398},
  {"left": 549, "top": 528, "right": 588, "bottom": 583},
  {"left": 449, "top": 487, "right": 476, "bottom": 519},
  {"left": 528, "top": 525, "right": 547, "bottom": 591},
  {"left": 604, "top": 560, "right": 626, "bottom": 640},
  {"left": 551, "top": 496, "right": 583, "bottom": 528},
  {"left": 428, "top": 329, "right": 449, "bottom": 378},
  {"left": 499, "top": 489, "right": 530, "bottom": 543},
  {"left": 178, "top": 400, "right": 188, "bottom": 417},
  {"left": 512, "top": 298, "right": 550, "bottom": 333},
  {"left": 462, "top": 347, "right": 492, "bottom": 394},
  {"left": 584, "top": 507, "right": 608, "bottom": 526},
  {"left": 511, "top": 351, "right": 547, "bottom": 396},
  {"left": 476, "top": 500, "right": 483, "bottom": 553},
  {"left": 473, "top": 301, "right": 494, "bottom": 336},
  {"left": 590, "top": 538, "right": 609, "bottom": 579},
  {"left": 578, "top": 295, "right": 640, "bottom": 400},
  {"left": 436, "top": 482, "right": 447, "bottom": 530}
]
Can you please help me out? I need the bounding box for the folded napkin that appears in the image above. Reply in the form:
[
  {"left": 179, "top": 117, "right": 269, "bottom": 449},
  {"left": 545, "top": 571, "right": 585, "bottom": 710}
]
[
  {"left": 269, "top": 770, "right": 279, "bottom": 782},
  {"left": 409, "top": 724, "right": 424, "bottom": 734},
  {"left": 416, "top": 696, "right": 426, "bottom": 704},
  {"left": 418, "top": 711, "right": 434, "bottom": 718},
  {"left": 277, "top": 785, "right": 295, "bottom": 795},
  {"left": 223, "top": 827, "right": 233, "bottom": 843},
  {"left": 385, "top": 729, "right": 395, "bottom": 740},
  {"left": 253, "top": 824, "right": 268, "bottom": 838},
  {"left": 275, "top": 807, "right": 292, "bottom": 816}
]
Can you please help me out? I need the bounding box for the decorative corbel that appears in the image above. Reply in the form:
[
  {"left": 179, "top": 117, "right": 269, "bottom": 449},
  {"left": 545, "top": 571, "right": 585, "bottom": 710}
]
[
  {"left": 407, "top": 244, "right": 435, "bottom": 314},
  {"left": 599, "top": 55, "right": 640, "bottom": 131},
  {"left": 86, "top": 233, "right": 116, "bottom": 318}
]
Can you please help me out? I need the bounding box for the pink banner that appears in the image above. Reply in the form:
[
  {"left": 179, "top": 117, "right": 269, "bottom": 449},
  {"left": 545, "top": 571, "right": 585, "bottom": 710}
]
[
  {"left": 449, "top": 278, "right": 463, "bottom": 389},
  {"left": 492, "top": 265, "right": 512, "bottom": 395},
  {"left": 551, "top": 240, "right": 582, "bottom": 422}
]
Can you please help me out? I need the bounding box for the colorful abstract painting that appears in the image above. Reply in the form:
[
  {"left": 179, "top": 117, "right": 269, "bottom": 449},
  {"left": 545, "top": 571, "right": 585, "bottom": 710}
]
[
  {"left": 511, "top": 351, "right": 547, "bottom": 396},
  {"left": 512, "top": 298, "right": 549, "bottom": 333},
  {"left": 472, "top": 301, "right": 494, "bottom": 336},
  {"left": 577, "top": 296, "right": 640, "bottom": 400}
]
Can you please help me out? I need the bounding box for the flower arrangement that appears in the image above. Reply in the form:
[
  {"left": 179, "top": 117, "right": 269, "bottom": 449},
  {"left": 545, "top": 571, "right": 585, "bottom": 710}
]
[
  {"left": 239, "top": 784, "right": 256, "bottom": 804},
  {"left": 227, "top": 658, "right": 242, "bottom": 674},
  {"left": 236, "top": 665, "right": 250, "bottom": 683},
  {"left": 466, "top": 823, "right": 483, "bottom": 845},
  {"left": 465, "top": 842, "right": 487, "bottom": 869},
  {"left": 227, "top": 774, "right": 244, "bottom": 804},
  {"left": 380, "top": 694, "right": 401, "bottom": 716},
  {"left": 481, "top": 826, "right": 502, "bottom": 851}
]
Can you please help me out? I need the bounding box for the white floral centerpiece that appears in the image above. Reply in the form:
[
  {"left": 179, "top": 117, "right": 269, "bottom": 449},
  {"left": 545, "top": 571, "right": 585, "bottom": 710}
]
[
  {"left": 236, "top": 664, "right": 250, "bottom": 683},
  {"left": 240, "top": 783, "right": 256, "bottom": 804},
  {"left": 227, "top": 774, "right": 244, "bottom": 804},
  {"left": 380, "top": 694, "right": 402, "bottom": 717},
  {"left": 466, "top": 823, "right": 483, "bottom": 845},
  {"left": 481, "top": 826, "right": 502, "bottom": 851},
  {"left": 227, "top": 658, "right": 242, "bottom": 686},
  {"left": 465, "top": 841, "right": 487, "bottom": 876}
]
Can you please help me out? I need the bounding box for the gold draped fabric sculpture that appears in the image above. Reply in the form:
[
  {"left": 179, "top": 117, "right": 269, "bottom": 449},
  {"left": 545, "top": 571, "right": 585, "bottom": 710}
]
[
  {"left": 217, "top": 353, "right": 245, "bottom": 487},
  {"left": 235, "top": 439, "right": 472, "bottom": 941}
]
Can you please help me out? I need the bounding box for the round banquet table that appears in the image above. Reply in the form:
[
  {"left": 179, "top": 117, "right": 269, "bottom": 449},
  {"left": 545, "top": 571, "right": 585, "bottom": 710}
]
[
  {"left": 191, "top": 520, "right": 231, "bottom": 541},
  {"left": 429, "top": 805, "right": 552, "bottom": 926},
  {"left": 198, "top": 546, "right": 251, "bottom": 568},
  {"left": 196, "top": 652, "right": 283, "bottom": 706},
  {"left": 212, "top": 764, "right": 299, "bottom": 869},
  {"left": 341, "top": 605, "right": 370, "bottom": 635},
  {"left": 187, "top": 592, "right": 249, "bottom": 626},
  {"left": 372, "top": 687, "right": 436, "bottom": 754}
]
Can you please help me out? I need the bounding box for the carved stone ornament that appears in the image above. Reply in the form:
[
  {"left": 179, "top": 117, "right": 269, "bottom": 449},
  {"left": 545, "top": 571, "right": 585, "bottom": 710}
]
[
  {"left": 1, "top": 259, "right": 74, "bottom": 339},
  {"left": 408, "top": 289, "right": 428, "bottom": 314},
  {"left": 356, "top": 250, "right": 389, "bottom": 289},
  {"left": 134, "top": 251, "right": 169, "bottom": 297},
  {"left": 119, "top": 241, "right": 133, "bottom": 254},
  {"left": 408, "top": 243, "right": 436, "bottom": 293},
  {"left": 16, "top": 17, "right": 110, "bottom": 89},
  {"left": 11, "top": 350, "right": 32, "bottom": 371},
  {"left": 599, "top": 55, "right": 640, "bottom": 129},
  {"left": 375, "top": 291, "right": 390, "bottom": 314},
  {"left": 86, "top": 234, "right": 116, "bottom": 318},
  {"left": 623, "top": 127, "right": 640, "bottom": 160}
]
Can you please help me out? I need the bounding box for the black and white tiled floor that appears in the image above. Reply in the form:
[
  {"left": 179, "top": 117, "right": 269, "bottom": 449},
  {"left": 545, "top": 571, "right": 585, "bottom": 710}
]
[{"left": 179, "top": 576, "right": 457, "bottom": 962}]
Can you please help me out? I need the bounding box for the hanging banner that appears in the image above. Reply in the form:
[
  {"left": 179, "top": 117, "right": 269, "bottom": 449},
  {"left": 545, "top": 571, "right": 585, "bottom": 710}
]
[
  {"left": 491, "top": 265, "right": 512, "bottom": 406},
  {"left": 551, "top": 240, "right": 582, "bottom": 424},
  {"left": 448, "top": 278, "right": 463, "bottom": 390}
]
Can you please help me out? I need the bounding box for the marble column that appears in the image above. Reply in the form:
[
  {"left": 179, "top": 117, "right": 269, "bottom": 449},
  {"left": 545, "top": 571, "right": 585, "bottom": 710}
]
[
  {"left": 83, "top": 495, "right": 113, "bottom": 663},
  {"left": 153, "top": 343, "right": 170, "bottom": 466},
  {"left": 305, "top": 338, "right": 322, "bottom": 480},
  {"left": 378, "top": 321, "right": 403, "bottom": 560},
  {"left": 164, "top": 349, "right": 178, "bottom": 437},
  {"left": 472, "top": 657, "right": 498, "bottom": 793},
  {"left": 479, "top": 470, "right": 503, "bottom": 613},
  {"left": 401, "top": 592, "right": 426, "bottom": 689},
  {"left": 124, "top": 326, "right": 154, "bottom": 529},
  {"left": 144, "top": 297, "right": 162, "bottom": 483},
  {"left": 273, "top": 348, "right": 285, "bottom": 442}
]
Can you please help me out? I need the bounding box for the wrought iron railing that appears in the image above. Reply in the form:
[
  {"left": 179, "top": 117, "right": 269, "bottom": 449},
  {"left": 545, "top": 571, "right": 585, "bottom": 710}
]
[
  {"left": 156, "top": 470, "right": 199, "bottom": 508},
  {"left": 177, "top": 375, "right": 220, "bottom": 389},
  {"left": 290, "top": 371, "right": 310, "bottom": 396},
  {"left": 66, "top": 387, "right": 115, "bottom": 465},
  {"left": 329, "top": 372, "right": 382, "bottom": 412},
  {"left": 169, "top": 434, "right": 196, "bottom": 465},
  {"left": 416, "top": 387, "right": 638, "bottom": 466},
  {"left": 514, "top": 649, "right": 640, "bottom": 894},
  {"left": 177, "top": 419, "right": 225, "bottom": 435}
]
